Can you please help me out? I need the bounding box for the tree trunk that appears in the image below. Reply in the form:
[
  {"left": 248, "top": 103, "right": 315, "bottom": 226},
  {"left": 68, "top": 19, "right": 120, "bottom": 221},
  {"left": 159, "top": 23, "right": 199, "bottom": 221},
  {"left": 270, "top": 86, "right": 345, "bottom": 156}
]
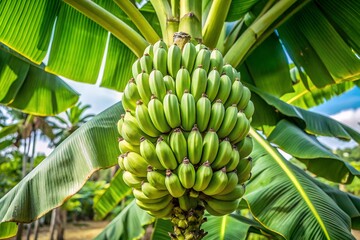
[
  {"left": 56, "top": 209, "right": 67, "bottom": 240},
  {"left": 49, "top": 209, "right": 57, "bottom": 240},
  {"left": 34, "top": 219, "right": 40, "bottom": 240},
  {"left": 16, "top": 224, "right": 23, "bottom": 240}
]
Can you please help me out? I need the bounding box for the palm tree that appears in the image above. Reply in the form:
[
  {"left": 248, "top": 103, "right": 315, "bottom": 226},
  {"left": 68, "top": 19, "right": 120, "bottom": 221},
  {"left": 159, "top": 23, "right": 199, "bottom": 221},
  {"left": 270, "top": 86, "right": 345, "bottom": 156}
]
[{"left": 1, "top": 0, "right": 360, "bottom": 239}]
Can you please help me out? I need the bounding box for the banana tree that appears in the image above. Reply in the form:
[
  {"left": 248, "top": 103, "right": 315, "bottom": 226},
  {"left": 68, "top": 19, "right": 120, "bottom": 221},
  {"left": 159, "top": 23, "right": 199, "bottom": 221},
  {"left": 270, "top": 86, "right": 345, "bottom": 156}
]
[{"left": 1, "top": 0, "right": 360, "bottom": 239}]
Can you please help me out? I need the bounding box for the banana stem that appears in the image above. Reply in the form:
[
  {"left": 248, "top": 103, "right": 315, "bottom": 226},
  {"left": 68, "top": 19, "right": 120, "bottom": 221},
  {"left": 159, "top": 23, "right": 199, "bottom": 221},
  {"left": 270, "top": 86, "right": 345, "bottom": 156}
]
[
  {"left": 64, "top": 0, "right": 148, "bottom": 57},
  {"left": 223, "top": 0, "right": 297, "bottom": 67},
  {"left": 113, "top": 0, "right": 160, "bottom": 44},
  {"left": 178, "top": 0, "right": 202, "bottom": 42},
  {"left": 171, "top": 0, "right": 180, "bottom": 18},
  {"left": 202, "top": 0, "right": 232, "bottom": 49},
  {"left": 150, "top": 0, "right": 175, "bottom": 45},
  {"left": 170, "top": 201, "right": 207, "bottom": 240}
]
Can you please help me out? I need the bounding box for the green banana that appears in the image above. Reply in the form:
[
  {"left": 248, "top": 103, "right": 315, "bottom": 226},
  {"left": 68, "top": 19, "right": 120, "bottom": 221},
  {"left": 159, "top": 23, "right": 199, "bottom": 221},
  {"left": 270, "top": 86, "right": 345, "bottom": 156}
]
[
  {"left": 136, "top": 195, "right": 173, "bottom": 211},
  {"left": 117, "top": 114, "right": 124, "bottom": 136},
  {"left": 193, "top": 161, "right": 213, "bottom": 192},
  {"left": 181, "top": 42, "right": 197, "bottom": 74},
  {"left": 237, "top": 86, "right": 251, "bottom": 111},
  {"left": 204, "top": 202, "right": 224, "bottom": 216},
  {"left": 226, "top": 145, "right": 240, "bottom": 172},
  {"left": 149, "top": 70, "right": 166, "bottom": 101},
  {"left": 135, "top": 100, "right": 161, "bottom": 137},
  {"left": 167, "top": 44, "right": 182, "bottom": 78},
  {"left": 121, "top": 91, "right": 136, "bottom": 114},
  {"left": 187, "top": 125, "right": 203, "bottom": 165},
  {"left": 215, "top": 74, "right": 232, "bottom": 103},
  {"left": 147, "top": 166, "right": 167, "bottom": 190},
  {"left": 196, "top": 94, "right": 211, "bottom": 132},
  {"left": 118, "top": 154, "right": 125, "bottom": 170},
  {"left": 123, "top": 152, "right": 149, "bottom": 177},
  {"left": 153, "top": 39, "right": 168, "bottom": 53},
  {"left": 123, "top": 78, "right": 140, "bottom": 112},
  {"left": 163, "top": 75, "right": 176, "bottom": 93},
  {"left": 205, "top": 197, "right": 240, "bottom": 215},
  {"left": 195, "top": 43, "right": 206, "bottom": 53},
  {"left": 236, "top": 157, "right": 252, "bottom": 184},
  {"left": 140, "top": 137, "right": 165, "bottom": 170},
  {"left": 169, "top": 128, "right": 188, "bottom": 163},
  {"left": 144, "top": 44, "right": 154, "bottom": 59},
  {"left": 209, "top": 49, "right": 224, "bottom": 73},
  {"left": 201, "top": 129, "right": 219, "bottom": 164},
  {"left": 222, "top": 64, "right": 234, "bottom": 83},
  {"left": 180, "top": 90, "right": 196, "bottom": 131},
  {"left": 211, "top": 184, "right": 246, "bottom": 201},
  {"left": 142, "top": 182, "right": 170, "bottom": 199},
  {"left": 153, "top": 46, "right": 167, "bottom": 75},
  {"left": 206, "top": 69, "right": 221, "bottom": 102},
  {"left": 121, "top": 111, "right": 145, "bottom": 145},
  {"left": 177, "top": 158, "right": 196, "bottom": 189},
  {"left": 202, "top": 167, "right": 228, "bottom": 195},
  {"left": 191, "top": 66, "right": 208, "bottom": 101},
  {"left": 147, "top": 202, "right": 174, "bottom": 218},
  {"left": 123, "top": 171, "right": 145, "bottom": 188},
  {"left": 118, "top": 137, "right": 140, "bottom": 154},
  {"left": 228, "top": 112, "right": 250, "bottom": 144},
  {"left": 178, "top": 194, "right": 198, "bottom": 211},
  {"left": 217, "top": 104, "right": 238, "bottom": 138},
  {"left": 135, "top": 72, "right": 151, "bottom": 105},
  {"left": 224, "top": 79, "right": 244, "bottom": 108},
  {"left": 217, "top": 171, "right": 238, "bottom": 195},
  {"left": 132, "top": 58, "right": 142, "bottom": 78},
  {"left": 211, "top": 138, "right": 233, "bottom": 170},
  {"left": 156, "top": 137, "right": 178, "bottom": 170},
  {"left": 133, "top": 188, "right": 169, "bottom": 203},
  {"left": 243, "top": 100, "right": 255, "bottom": 119},
  {"left": 175, "top": 67, "right": 191, "bottom": 100},
  {"left": 194, "top": 48, "right": 211, "bottom": 72},
  {"left": 163, "top": 91, "right": 181, "bottom": 128},
  {"left": 148, "top": 95, "right": 171, "bottom": 133},
  {"left": 140, "top": 53, "right": 153, "bottom": 73},
  {"left": 237, "top": 136, "right": 253, "bottom": 158},
  {"left": 165, "top": 169, "right": 186, "bottom": 198},
  {"left": 207, "top": 99, "right": 225, "bottom": 131}
]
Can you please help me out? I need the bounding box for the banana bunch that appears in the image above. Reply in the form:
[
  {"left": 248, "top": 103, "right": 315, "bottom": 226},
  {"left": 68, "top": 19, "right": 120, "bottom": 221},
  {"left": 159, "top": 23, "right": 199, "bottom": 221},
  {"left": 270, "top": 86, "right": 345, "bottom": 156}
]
[{"left": 118, "top": 39, "right": 255, "bottom": 219}]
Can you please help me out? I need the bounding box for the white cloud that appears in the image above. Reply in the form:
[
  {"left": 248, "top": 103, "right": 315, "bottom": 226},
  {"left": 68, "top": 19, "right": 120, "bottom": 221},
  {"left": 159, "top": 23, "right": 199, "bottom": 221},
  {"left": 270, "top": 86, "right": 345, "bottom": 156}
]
[{"left": 317, "top": 108, "right": 360, "bottom": 150}]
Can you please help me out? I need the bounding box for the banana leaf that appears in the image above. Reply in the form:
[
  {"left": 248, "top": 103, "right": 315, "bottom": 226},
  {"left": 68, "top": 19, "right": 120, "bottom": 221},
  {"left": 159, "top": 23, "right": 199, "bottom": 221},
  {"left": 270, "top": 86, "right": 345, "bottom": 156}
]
[
  {"left": 268, "top": 120, "right": 360, "bottom": 184},
  {"left": 0, "top": 102, "right": 123, "bottom": 223},
  {"left": 94, "top": 200, "right": 154, "bottom": 240},
  {"left": 245, "top": 128, "right": 355, "bottom": 239},
  {"left": 93, "top": 170, "right": 131, "bottom": 220},
  {"left": 0, "top": 222, "right": 17, "bottom": 240}
]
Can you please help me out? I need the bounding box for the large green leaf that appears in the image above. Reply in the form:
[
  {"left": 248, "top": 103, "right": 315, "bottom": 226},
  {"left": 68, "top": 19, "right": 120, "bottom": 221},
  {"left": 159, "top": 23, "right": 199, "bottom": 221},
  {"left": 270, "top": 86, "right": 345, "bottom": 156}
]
[
  {"left": 0, "top": 47, "right": 79, "bottom": 116},
  {"left": 249, "top": 85, "right": 360, "bottom": 143},
  {"left": 311, "top": 178, "right": 360, "bottom": 229},
  {"left": 268, "top": 120, "right": 360, "bottom": 184},
  {"left": 277, "top": 1, "right": 360, "bottom": 88},
  {"left": 245, "top": 128, "right": 354, "bottom": 239},
  {"left": 93, "top": 170, "right": 131, "bottom": 220},
  {"left": 94, "top": 200, "right": 153, "bottom": 240},
  {"left": 243, "top": 33, "right": 293, "bottom": 97},
  {"left": 0, "top": 102, "right": 123, "bottom": 223},
  {"left": 280, "top": 67, "right": 356, "bottom": 109},
  {"left": 226, "top": 0, "right": 260, "bottom": 22},
  {"left": 0, "top": 222, "right": 17, "bottom": 240}
]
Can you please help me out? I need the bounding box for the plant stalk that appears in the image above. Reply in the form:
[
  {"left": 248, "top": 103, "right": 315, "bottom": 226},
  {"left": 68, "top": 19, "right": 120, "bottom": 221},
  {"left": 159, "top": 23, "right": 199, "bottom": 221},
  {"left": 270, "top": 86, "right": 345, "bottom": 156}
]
[
  {"left": 223, "top": 0, "right": 297, "bottom": 67},
  {"left": 149, "top": 0, "right": 174, "bottom": 45},
  {"left": 64, "top": 0, "right": 148, "bottom": 57},
  {"left": 202, "top": 0, "right": 232, "bottom": 49},
  {"left": 113, "top": 0, "right": 160, "bottom": 44},
  {"left": 178, "top": 0, "right": 202, "bottom": 42}
]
